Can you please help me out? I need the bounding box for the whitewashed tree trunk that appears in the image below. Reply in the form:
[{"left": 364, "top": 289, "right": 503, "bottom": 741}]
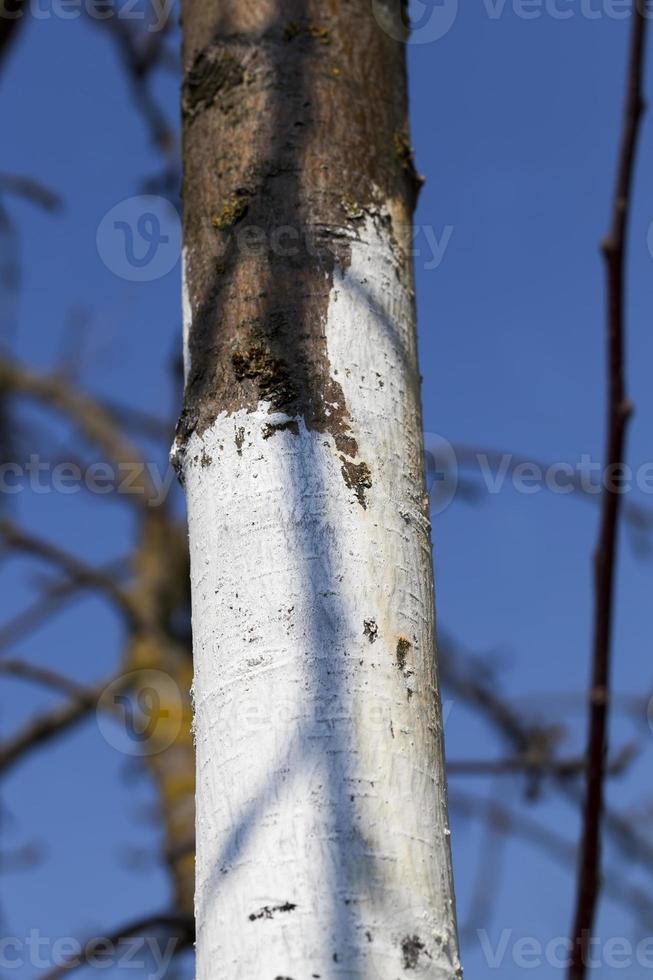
[{"left": 174, "top": 1, "right": 461, "bottom": 977}]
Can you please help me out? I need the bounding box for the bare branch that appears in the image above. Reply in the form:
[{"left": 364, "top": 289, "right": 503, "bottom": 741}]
[
  {"left": 83, "top": 3, "right": 176, "bottom": 157},
  {"left": 0, "top": 172, "right": 62, "bottom": 211},
  {"left": 452, "top": 791, "right": 653, "bottom": 933},
  {"left": 0, "top": 555, "right": 130, "bottom": 653},
  {"left": 0, "top": 1, "right": 26, "bottom": 73},
  {"left": 0, "top": 519, "right": 138, "bottom": 625},
  {"left": 568, "top": 13, "right": 648, "bottom": 978},
  {"left": 39, "top": 913, "right": 194, "bottom": 980},
  {"left": 440, "top": 638, "right": 653, "bottom": 878},
  {"left": 447, "top": 743, "right": 636, "bottom": 779},
  {"left": 0, "top": 358, "right": 160, "bottom": 506},
  {"left": 0, "top": 657, "right": 98, "bottom": 698},
  {"left": 0, "top": 687, "right": 101, "bottom": 774},
  {"left": 443, "top": 443, "right": 653, "bottom": 548}
]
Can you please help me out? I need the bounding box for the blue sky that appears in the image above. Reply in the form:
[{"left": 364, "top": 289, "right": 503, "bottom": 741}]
[{"left": 1, "top": 3, "right": 653, "bottom": 977}]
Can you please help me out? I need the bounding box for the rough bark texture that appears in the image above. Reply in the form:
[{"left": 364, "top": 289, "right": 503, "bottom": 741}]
[{"left": 176, "top": 0, "right": 460, "bottom": 976}]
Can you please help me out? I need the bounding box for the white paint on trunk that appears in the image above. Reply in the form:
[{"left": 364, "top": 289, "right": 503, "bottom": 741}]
[{"left": 180, "top": 213, "right": 461, "bottom": 979}]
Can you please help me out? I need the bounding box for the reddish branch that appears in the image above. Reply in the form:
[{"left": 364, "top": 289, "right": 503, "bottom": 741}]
[{"left": 568, "top": 12, "right": 648, "bottom": 979}]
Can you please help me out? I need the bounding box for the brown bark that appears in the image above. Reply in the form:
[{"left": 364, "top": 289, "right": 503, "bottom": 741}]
[{"left": 178, "top": 0, "right": 422, "bottom": 476}]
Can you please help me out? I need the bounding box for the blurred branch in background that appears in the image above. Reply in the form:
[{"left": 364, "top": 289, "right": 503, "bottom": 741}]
[
  {"left": 0, "top": 0, "right": 26, "bottom": 72},
  {"left": 39, "top": 912, "right": 195, "bottom": 980}
]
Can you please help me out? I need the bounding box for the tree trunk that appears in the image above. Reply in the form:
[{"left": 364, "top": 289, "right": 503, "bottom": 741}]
[{"left": 174, "top": 0, "right": 461, "bottom": 976}]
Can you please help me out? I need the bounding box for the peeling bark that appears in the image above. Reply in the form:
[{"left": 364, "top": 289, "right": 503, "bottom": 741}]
[{"left": 177, "top": 0, "right": 460, "bottom": 976}]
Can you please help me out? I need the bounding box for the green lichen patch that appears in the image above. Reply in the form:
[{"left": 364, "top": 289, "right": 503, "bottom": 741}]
[
  {"left": 341, "top": 194, "right": 365, "bottom": 220},
  {"left": 212, "top": 192, "right": 250, "bottom": 230}
]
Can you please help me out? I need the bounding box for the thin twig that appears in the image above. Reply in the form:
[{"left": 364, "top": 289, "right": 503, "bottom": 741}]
[
  {"left": 452, "top": 791, "right": 653, "bottom": 933},
  {"left": 0, "top": 358, "right": 160, "bottom": 507},
  {"left": 0, "top": 519, "right": 138, "bottom": 625},
  {"left": 440, "top": 639, "right": 653, "bottom": 879},
  {"left": 0, "top": 0, "right": 26, "bottom": 71},
  {"left": 0, "top": 556, "right": 129, "bottom": 653},
  {"left": 444, "top": 443, "right": 653, "bottom": 547},
  {"left": 0, "top": 172, "right": 62, "bottom": 210},
  {"left": 0, "top": 665, "right": 140, "bottom": 775},
  {"left": 0, "top": 689, "right": 102, "bottom": 774},
  {"left": 0, "top": 658, "right": 99, "bottom": 698},
  {"left": 447, "top": 744, "right": 636, "bottom": 778},
  {"left": 568, "top": 13, "right": 648, "bottom": 978}
]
